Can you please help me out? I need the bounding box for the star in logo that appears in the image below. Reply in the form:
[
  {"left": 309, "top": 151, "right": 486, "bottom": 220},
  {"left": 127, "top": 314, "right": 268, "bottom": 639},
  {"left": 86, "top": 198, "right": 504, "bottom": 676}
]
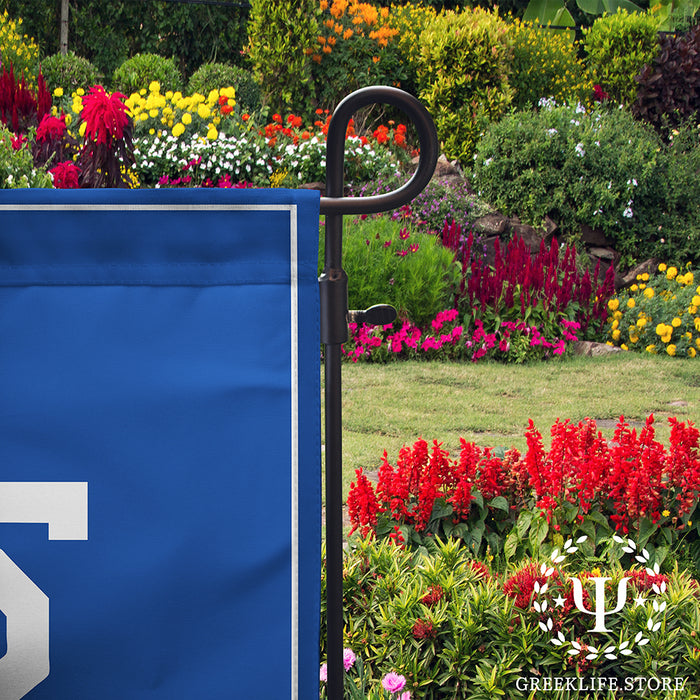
[
  {"left": 553, "top": 594, "right": 567, "bottom": 607},
  {"left": 634, "top": 595, "right": 647, "bottom": 607}
]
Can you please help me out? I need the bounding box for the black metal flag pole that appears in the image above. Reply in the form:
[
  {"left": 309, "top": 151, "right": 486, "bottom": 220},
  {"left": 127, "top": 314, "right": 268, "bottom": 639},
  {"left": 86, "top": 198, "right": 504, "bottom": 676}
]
[{"left": 319, "top": 86, "right": 438, "bottom": 700}]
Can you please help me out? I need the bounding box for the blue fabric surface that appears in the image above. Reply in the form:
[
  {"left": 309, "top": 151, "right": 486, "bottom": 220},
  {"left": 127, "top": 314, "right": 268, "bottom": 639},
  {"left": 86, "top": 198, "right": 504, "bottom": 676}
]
[{"left": 0, "top": 188, "right": 321, "bottom": 699}]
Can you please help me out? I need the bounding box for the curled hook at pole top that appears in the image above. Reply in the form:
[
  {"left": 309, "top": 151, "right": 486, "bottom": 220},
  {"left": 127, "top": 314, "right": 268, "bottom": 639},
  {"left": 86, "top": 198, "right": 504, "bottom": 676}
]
[{"left": 319, "top": 86, "right": 439, "bottom": 216}]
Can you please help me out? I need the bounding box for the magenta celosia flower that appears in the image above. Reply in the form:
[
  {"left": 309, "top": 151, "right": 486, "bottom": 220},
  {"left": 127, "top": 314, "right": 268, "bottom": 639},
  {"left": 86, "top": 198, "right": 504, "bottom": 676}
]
[
  {"left": 36, "top": 114, "right": 67, "bottom": 143},
  {"left": 343, "top": 648, "right": 356, "bottom": 671},
  {"left": 382, "top": 672, "right": 407, "bottom": 694},
  {"left": 80, "top": 85, "right": 129, "bottom": 144},
  {"left": 49, "top": 161, "right": 81, "bottom": 189}
]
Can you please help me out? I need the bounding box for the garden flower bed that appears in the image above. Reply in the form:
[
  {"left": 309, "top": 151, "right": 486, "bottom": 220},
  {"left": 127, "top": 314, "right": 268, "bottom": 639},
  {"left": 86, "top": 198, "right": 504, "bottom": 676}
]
[{"left": 326, "top": 414, "right": 700, "bottom": 698}]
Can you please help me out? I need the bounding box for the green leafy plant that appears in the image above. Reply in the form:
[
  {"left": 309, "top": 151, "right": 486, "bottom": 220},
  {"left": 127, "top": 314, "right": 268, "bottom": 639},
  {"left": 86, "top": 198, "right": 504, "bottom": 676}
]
[
  {"left": 245, "top": 0, "right": 318, "bottom": 117},
  {"left": 331, "top": 216, "right": 460, "bottom": 328},
  {"left": 0, "top": 123, "right": 51, "bottom": 187},
  {"left": 582, "top": 9, "right": 661, "bottom": 106},
  {"left": 111, "top": 53, "right": 183, "bottom": 96},
  {"left": 186, "top": 62, "right": 261, "bottom": 114},
  {"left": 605, "top": 263, "right": 700, "bottom": 357},
  {"left": 507, "top": 20, "right": 592, "bottom": 110},
  {"left": 416, "top": 7, "right": 514, "bottom": 165},
  {"left": 471, "top": 100, "right": 662, "bottom": 262},
  {"left": 39, "top": 51, "right": 102, "bottom": 95}
]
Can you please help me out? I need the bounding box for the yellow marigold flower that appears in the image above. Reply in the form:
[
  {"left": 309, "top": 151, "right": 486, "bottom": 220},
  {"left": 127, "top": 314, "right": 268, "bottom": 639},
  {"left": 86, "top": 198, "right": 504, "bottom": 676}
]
[
  {"left": 612, "top": 329, "right": 621, "bottom": 341},
  {"left": 636, "top": 318, "right": 647, "bottom": 328},
  {"left": 629, "top": 334, "right": 639, "bottom": 343},
  {"left": 641, "top": 272, "right": 650, "bottom": 281},
  {"left": 685, "top": 271, "right": 694, "bottom": 284},
  {"left": 639, "top": 283, "right": 646, "bottom": 290},
  {"left": 53, "top": 86, "right": 63, "bottom": 97},
  {"left": 149, "top": 80, "right": 161, "bottom": 93},
  {"left": 646, "top": 344, "right": 657, "bottom": 353},
  {"left": 182, "top": 112, "right": 192, "bottom": 125},
  {"left": 667, "top": 344, "right": 676, "bottom": 356},
  {"left": 621, "top": 343, "right": 628, "bottom": 350},
  {"left": 631, "top": 284, "right": 638, "bottom": 291},
  {"left": 206, "top": 125, "right": 218, "bottom": 140},
  {"left": 149, "top": 108, "right": 158, "bottom": 118},
  {"left": 79, "top": 121, "right": 87, "bottom": 137},
  {"left": 690, "top": 347, "right": 697, "bottom": 357},
  {"left": 614, "top": 310, "right": 623, "bottom": 320},
  {"left": 611, "top": 319, "right": 619, "bottom": 330},
  {"left": 76, "top": 88, "right": 85, "bottom": 96},
  {"left": 627, "top": 298, "right": 635, "bottom": 308},
  {"left": 693, "top": 295, "right": 700, "bottom": 306},
  {"left": 658, "top": 263, "right": 667, "bottom": 272},
  {"left": 667, "top": 266, "right": 678, "bottom": 279},
  {"left": 662, "top": 509, "right": 670, "bottom": 517},
  {"left": 172, "top": 122, "right": 185, "bottom": 137},
  {"left": 672, "top": 317, "right": 682, "bottom": 327},
  {"left": 644, "top": 287, "right": 654, "bottom": 299},
  {"left": 656, "top": 323, "right": 667, "bottom": 336},
  {"left": 197, "top": 104, "right": 211, "bottom": 120},
  {"left": 207, "top": 89, "right": 219, "bottom": 104}
]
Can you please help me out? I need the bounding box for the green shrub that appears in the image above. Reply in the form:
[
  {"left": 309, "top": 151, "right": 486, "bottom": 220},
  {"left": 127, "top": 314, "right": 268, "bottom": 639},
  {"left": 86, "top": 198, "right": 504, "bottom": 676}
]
[
  {"left": 507, "top": 19, "right": 592, "bottom": 109},
  {"left": 186, "top": 62, "right": 261, "bottom": 113},
  {"left": 651, "top": 122, "right": 700, "bottom": 265},
  {"left": 321, "top": 537, "right": 700, "bottom": 699},
  {"left": 0, "top": 9, "right": 39, "bottom": 84},
  {"left": 111, "top": 53, "right": 182, "bottom": 96},
  {"left": 388, "top": 2, "right": 437, "bottom": 97},
  {"left": 471, "top": 101, "right": 663, "bottom": 262},
  {"left": 633, "top": 23, "right": 700, "bottom": 133},
  {"left": 40, "top": 51, "right": 102, "bottom": 94},
  {"left": 582, "top": 9, "right": 660, "bottom": 105},
  {"left": 416, "top": 8, "right": 513, "bottom": 165},
  {"left": 324, "top": 216, "right": 459, "bottom": 328},
  {"left": 245, "top": 0, "right": 317, "bottom": 117},
  {"left": 0, "top": 124, "right": 51, "bottom": 187}
]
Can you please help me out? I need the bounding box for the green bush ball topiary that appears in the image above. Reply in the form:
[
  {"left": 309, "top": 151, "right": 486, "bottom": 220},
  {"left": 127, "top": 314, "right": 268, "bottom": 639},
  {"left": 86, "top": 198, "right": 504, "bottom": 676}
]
[
  {"left": 186, "top": 62, "right": 261, "bottom": 112},
  {"left": 40, "top": 52, "right": 102, "bottom": 94},
  {"left": 111, "top": 53, "right": 182, "bottom": 97}
]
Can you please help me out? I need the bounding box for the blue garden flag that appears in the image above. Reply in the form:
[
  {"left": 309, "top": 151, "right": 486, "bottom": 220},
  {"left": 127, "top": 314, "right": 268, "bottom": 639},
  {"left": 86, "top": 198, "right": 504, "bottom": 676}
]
[{"left": 0, "top": 188, "right": 321, "bottom": 699}]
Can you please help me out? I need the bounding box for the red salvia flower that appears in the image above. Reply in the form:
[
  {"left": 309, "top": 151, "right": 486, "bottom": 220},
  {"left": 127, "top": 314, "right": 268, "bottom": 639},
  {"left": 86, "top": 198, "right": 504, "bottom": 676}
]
[{"left": 347, "top": 468, "right": 380, "bottom": 538}]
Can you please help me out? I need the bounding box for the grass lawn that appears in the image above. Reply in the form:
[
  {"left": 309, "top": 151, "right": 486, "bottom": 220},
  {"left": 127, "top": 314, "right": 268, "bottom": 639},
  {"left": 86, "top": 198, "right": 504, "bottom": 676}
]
[{"left": 323, "top": 353, "right": 700, "bottom": 498}]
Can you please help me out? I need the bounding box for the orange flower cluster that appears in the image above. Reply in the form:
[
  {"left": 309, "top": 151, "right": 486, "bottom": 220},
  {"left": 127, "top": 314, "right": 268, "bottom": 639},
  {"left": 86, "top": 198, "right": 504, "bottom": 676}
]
[{"left": 312, "top": 0, "right": 398, "bottom": 63}]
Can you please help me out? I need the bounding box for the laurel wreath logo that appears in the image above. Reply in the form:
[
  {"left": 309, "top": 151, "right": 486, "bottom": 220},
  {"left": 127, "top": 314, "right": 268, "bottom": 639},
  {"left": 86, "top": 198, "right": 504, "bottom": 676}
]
[{"left": 533, "top": 535, "right": 666, "bottom": 660}]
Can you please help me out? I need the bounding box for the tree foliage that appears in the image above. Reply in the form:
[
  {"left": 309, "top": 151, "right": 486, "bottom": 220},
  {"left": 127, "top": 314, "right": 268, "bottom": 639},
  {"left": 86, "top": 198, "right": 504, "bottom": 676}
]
[{"left": 0, "top": 0, "right": 250, "bottom": 81}]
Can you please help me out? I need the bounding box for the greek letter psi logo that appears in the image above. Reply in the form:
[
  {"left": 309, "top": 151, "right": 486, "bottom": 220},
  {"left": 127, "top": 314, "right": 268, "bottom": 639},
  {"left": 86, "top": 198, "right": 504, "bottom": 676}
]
[{"left": 534, "top": 536, "right": 666, "bottom": 660}]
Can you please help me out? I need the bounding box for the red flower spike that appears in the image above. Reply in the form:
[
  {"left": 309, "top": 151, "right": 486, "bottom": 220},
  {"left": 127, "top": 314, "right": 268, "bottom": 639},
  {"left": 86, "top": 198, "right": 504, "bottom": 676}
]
[{"left": 80, "top": 86, "right": 130, "bottom": 145}]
